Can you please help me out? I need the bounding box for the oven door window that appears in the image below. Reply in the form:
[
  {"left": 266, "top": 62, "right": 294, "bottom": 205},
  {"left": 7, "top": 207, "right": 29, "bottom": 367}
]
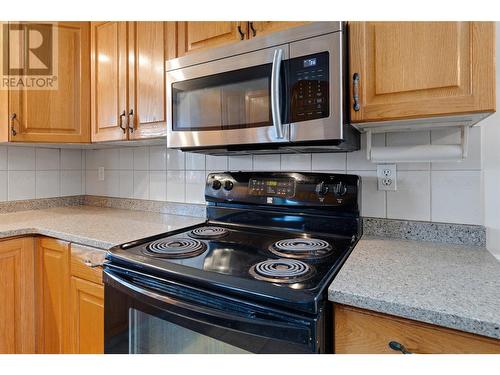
[
  {"left": 172, "top": 64, "right": 273, "bottom": 132},
  {"left": 129, "top": 308, "right": 249, "bottom": 354}
]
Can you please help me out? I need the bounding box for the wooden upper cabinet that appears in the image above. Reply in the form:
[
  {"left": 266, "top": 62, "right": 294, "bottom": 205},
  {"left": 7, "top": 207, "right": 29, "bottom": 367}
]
[
  {"left": 8, "top": 22, "right": 90, "bottom": 143},
  {"left": 91, "top": 22, "right": 128, "bottom": 142},
  {"left": 36, "top": 237, "right": 71, "bottom": 354},
  {"left": 248, "top": 21, "right": 309, "bottom": 38},
  {"left": 349, "top": 22, "right": 496, "bottom": 123},
  {"left": 128, "top": 22, "right": 168, "bottom": 139},
  {"left": 177, "top": 22, "right": 248, "bottom": 56},
  {"left": 0, "top": 238, "right": 35, "bottom": 354}
]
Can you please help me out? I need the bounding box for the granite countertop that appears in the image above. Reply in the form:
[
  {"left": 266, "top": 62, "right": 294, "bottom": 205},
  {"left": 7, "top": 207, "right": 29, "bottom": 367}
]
[
  {"left": 329, "top": 236, "right": 500, "bottom": 340},
  {"left": 0, "top": 206, "right": 205, "bottom": 249}
]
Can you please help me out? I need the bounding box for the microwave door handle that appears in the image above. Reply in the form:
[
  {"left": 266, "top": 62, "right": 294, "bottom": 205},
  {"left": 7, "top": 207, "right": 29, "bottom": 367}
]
[{"left": 271, "top": 48, "right": 285, "bottom": 139}]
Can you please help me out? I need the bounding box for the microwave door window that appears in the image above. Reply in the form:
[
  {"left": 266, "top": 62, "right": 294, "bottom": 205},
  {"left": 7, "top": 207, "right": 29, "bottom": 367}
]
[{"left": 174, "top": 86, "right": 223, "bottom": 131}]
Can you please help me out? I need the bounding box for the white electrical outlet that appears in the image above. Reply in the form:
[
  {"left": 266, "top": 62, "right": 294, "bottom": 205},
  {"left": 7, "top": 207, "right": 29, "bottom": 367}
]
[
  {"left": 98, "top": 167, "right": 105, "bottom": 181},
  {"left": 377, "top": 164, "right": 397, "bottom": 191}
]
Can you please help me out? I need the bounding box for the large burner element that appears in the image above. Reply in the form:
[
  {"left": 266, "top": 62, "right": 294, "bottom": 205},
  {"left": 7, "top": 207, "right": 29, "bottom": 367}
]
[
  {"left": 189, "top": 226, "right": 229, "bottom": 239},
  {"left": 249, "top": 259, "right": 314, "bottom": 283},
  {"left": 269, "top": 238, "right": 333, "bottom": 259},
  {"left": 146, "top": 238, "right": 206, "bottom": 258}
]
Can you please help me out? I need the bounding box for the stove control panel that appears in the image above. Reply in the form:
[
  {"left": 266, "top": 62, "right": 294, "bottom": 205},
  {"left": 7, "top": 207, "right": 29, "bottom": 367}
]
[
  {"left": 248, "top": 178, "right": 296, "bottom": 198},
  {"left": 206, "top": 172, "right": 360, "bottom": 213}
]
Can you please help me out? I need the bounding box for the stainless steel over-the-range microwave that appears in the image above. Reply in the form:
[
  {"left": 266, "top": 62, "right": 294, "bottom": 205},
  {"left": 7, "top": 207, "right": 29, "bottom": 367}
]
[{"left": 166, "top": 22, "right": 359, "bottom": 154}]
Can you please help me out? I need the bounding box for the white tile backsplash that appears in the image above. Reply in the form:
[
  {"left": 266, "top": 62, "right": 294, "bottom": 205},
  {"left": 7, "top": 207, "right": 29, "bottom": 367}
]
[
  {"left": 8, "top": 147, "right": 35, "bottom": 170},
  {"left": 0, "top": 139, "right": 485, "bottom": 227},
  {"left": 8, "top": 171, "right": 36, "bottom": 200},
  {"left": 0, "top": 171, "right": 7, "bottom": 201},
  {"left": 387, "top": 171, "right": 431, "bottom": 221},
  {"left": 431, "top": 170, "right": 483, "bottom": 224},
  {"left": 36, "top": 170, "right": 60, "bottom": 198}
]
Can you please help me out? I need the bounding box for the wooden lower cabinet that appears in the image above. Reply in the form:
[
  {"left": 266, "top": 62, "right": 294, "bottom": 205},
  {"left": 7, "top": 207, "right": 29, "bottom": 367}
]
[
  {"left": 35, "top": 237, "right": 71, "bottom": 354},
  {"left": 334, "top": 304, "right": 500, "bottom": 354},
  {"left": 69, "top": 244, "right": 105, "bottom": 354},
  {"left": 0, "top": 237, "right": 35, "bottom": 354}
]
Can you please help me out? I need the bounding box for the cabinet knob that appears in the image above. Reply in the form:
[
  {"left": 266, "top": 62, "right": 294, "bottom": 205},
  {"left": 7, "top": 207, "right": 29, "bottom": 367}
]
[
  {"left": 388, "top": 341, "right": 412, "bottom": 354},
  {"left": 249, "top": 22, "right": 257, "bottom": 37},
  {"left": 352, "top": 73, "right": 360, "bottom": 112},
  {"left": 10, "top": 113, "right": 17, "bottom": 136},
  {"left": 237, "top": 25, "right": 245, "bottom": 40},
  {"left": 128, "top": 109, "right": 135, "bottom": 133},
  {"left": 119, "top": 110, "right": 126, "bottom": 133}
]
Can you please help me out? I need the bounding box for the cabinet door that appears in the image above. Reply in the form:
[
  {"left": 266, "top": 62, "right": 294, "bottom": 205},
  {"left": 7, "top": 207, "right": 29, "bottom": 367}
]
[
  {"left": 177, "top": 22, "right": 248, "bottom": 56},
  {"left": 0, "top": 22, "right": 7, "bottom": 142},
  {"left": 8, "top": 22, "right": 90, "bottom": 143},
  {"left": 91, "top": 21, "right": 128, "bottom": 142},
  {"left": 334, "top": 304, "right": 500, "bottom": 354},
  {"left": 0, "top": 238, "right": 35, "bottom": 354},
  {"left": 349, "top": 22, "right": 495, "bottom": 123},
  {"left": 128, "top": 22, "right": 168, "bottom": 139},
  {"left": 70, "top": 276, "right": 104, "bottom": 354},
  {"left": 248, "top": 21, "right": 309, "bottom": 38},
  {"left": 36, "top": 237, "right": 71, "bottom": 354}
]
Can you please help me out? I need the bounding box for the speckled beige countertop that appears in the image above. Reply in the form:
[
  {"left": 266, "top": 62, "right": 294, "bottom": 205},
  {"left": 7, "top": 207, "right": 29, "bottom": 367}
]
[
  {"left": 0, "top": 206, "right": 205, "bottom": 249},
  {"left": 328, "top": 236, "right": 500, "bottom": 339}
]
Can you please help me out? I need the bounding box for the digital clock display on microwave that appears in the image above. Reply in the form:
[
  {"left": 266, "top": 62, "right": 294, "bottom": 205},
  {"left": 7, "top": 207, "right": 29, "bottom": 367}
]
[
  {"left": 249, "top": 178, "right": 296, "bottom": 198},
  {"left": 303, "top": 58, "right": 317, "bottom": 68}
]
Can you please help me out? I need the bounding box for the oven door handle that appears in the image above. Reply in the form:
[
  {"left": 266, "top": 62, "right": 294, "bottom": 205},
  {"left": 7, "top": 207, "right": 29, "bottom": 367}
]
[
  {"left": 271, "top": 48, "right": 285, "bottom": 139},
  {"left": 105, "top": 269, "right": 307, "bottom": 332}
]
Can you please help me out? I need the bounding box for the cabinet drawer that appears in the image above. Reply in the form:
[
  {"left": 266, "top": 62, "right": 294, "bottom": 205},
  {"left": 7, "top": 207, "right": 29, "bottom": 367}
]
[
  {"left": 70, "top": 244, "right": 106, "bottom": 285},
  {"left": 334, "top": 304, "right": 500, "bottom": 354}
]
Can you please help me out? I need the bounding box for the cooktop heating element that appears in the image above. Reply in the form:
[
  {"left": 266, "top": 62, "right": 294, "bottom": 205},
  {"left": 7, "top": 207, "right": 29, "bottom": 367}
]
[
  {"left": 146, "top": 238, "right": 207, "bottom": 258},
  {"left": 269, "top": 238, "right": 333, "bottom": 260},
  {"left": 189, "top": 226, "right": 229, "bottom": 239},
  {"left": 249, "top": 259, "right": 314, "bottom": 283}
]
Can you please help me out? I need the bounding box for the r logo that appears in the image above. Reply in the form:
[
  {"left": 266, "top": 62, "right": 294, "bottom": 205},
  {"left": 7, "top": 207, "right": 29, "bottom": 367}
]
[{"left": 3, "top": 23, "right": 53, "bottom": 75}]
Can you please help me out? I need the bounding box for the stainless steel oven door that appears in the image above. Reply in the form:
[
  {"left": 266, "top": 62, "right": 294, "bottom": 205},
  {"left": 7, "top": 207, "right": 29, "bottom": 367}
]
[
  {"left": 167, "top": 45, "right": 290, "bottom": 149},
  {"left": 104, "top": 265, "right": 321, "bottom": 354},
  {"left": 289, "top": 32, "right": 343, "bottom": 142}
]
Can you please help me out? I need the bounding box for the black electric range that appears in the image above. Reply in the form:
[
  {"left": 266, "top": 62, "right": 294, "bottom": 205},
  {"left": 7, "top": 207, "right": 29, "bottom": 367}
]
[{"left": 104, "top": 172, "right": 361, "bottom": 354}]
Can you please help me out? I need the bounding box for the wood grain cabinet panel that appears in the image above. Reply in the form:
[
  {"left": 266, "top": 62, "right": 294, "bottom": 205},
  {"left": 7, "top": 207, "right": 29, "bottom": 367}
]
[
  {"left": 177, "top": 22, "right": 248, "bottom": 56},
  {"left": 334, "top": 304, "right": 500, "bottom": 354},
  {"left": 128, "top": 21, "right": 168, "bottom": 139},
  {"left": 36, "top": 237, "right": 71, "bottom": 354},
  {"left": 90, "top": 21, "right": 128, "bottom": 142},
  {"left": 8, "top": 22, "right": 90, "bottom": 143},
  {"left": 0, "top": 238, "right": 35, "bottom": 354},
  {"left": 70, "top": 276, "right": 104, "bottom": 354},
  {"left": 349, "top": 22, "right": 496, "bottom": 123},
  {"left": 248, "top": 21, "right": 309, "bottom": 38}
]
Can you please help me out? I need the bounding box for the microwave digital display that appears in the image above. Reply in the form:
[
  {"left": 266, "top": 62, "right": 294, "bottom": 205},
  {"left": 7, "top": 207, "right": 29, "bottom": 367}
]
[{"left": 303, "top": 58, "right": 317, "bottom": 68}]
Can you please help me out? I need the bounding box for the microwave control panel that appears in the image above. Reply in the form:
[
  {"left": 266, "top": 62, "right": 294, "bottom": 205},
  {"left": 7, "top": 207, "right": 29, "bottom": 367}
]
[{"left": 289, "top": 52, "right": 330, "bottom": 123}]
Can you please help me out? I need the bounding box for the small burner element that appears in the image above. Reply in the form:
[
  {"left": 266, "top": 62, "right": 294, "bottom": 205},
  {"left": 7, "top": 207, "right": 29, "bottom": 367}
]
[
  {"left": 269, "top": 238, "right": 333, "bottom": 259},
  {"left": 189, "top": 226, "right": 229, "bottom": 239},
  {"left": 249, "top": 259, "right": 314, "bottom": 283},
  {"left": 146, "top": 238, "right": 206, "bottom": 258}
]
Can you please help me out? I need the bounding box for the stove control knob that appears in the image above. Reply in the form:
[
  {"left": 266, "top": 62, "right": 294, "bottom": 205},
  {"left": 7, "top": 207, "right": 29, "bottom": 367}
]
[
  {"left": 224, "top": 180, "right": 234, "bottom": 191},
  {"left": 315, "top": 181, "right": 329, "bottom": 197},
  {"left": 333, "top": 182, "right": 347, "bottom": 197},
  {"left": 211, "top": 180, "right": 222, "bottom": 190}
]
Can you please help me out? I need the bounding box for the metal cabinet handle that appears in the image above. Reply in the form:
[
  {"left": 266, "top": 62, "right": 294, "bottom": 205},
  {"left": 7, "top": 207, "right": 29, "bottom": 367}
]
[
  {"left": 84, "top": 260, "right": 104, "bottom": 268},
  {"left": 352, "top": 73, "right": 360, "bottom": 112},
  {"left": 128, "top": 109, "right": 135, "bottom": 133},
  {"left": 237, "top": 25, "right": 245, "bottom": 40},
  {"left": 271, "top": 48, "right": 284, "bottom": 139},
  {"left": 249, "top": 22, "right": 257, "bottom": 37},
  {"left": 10, "top": 113, "right": 17, "bottom": 136},
  {"left": 119, "top": 110, "right": 126, "bottom": 133},
  {"left": 388, "top": 341, "right": 412, "bottom": 354}
]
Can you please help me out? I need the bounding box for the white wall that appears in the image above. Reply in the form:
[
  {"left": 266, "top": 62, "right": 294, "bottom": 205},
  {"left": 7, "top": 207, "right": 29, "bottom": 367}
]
[
  {"left": 480, "top": 22, "right": 500, "bottom": 259},
  {"left": 83, "top": 126, "right": 483, "bottom": 225},
  {"left": 0, "top": 146, "right": 85, "bottom": 201}
]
